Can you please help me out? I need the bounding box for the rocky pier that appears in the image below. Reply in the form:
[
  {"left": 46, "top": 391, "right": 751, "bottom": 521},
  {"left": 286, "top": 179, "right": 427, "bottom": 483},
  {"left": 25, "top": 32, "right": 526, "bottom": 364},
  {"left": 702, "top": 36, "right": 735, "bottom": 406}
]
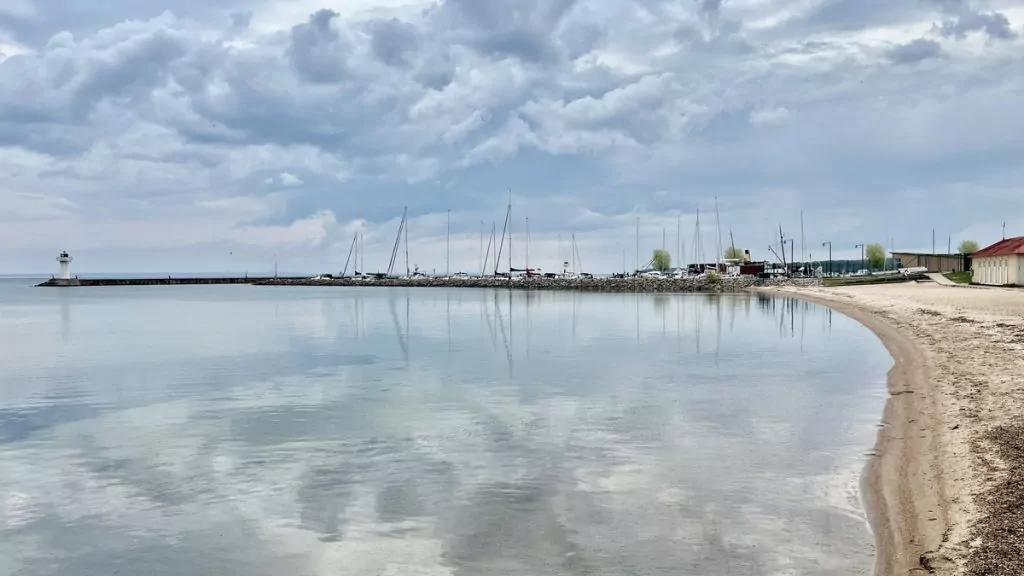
[{"left": 253, "top": 276, "right": 823, "bottom": 292}]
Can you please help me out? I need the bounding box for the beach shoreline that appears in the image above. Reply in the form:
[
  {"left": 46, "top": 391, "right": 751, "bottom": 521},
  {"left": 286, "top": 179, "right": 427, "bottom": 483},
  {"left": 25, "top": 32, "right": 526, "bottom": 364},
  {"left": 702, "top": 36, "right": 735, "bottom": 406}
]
[
  {"left": 759, "top": 282, "right": 1024, "bottom": 576},
  {"left": 756, "top": 285, "right": 953, "bottom": 576}
]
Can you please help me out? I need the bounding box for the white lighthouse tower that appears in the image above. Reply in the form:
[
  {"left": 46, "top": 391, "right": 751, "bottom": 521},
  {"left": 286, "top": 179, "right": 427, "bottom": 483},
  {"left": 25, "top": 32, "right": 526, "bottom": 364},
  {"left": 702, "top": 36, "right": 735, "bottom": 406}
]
[{"left": 57, "top": 251, "right": 73, "bottom": 280}]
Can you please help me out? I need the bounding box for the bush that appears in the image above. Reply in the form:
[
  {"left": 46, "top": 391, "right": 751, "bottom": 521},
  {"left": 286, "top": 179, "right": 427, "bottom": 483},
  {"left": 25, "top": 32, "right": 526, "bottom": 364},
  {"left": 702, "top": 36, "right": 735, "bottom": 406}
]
[{"left": 706, "top": 271, "right": 721, "bottom": 284}]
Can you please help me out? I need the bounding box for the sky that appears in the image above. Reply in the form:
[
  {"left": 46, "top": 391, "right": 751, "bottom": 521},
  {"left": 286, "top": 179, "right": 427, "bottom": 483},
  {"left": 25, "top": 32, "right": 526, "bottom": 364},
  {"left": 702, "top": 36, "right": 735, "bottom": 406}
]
[{"left": 1, "top": 0, "right": 1022, "bottom": 275}]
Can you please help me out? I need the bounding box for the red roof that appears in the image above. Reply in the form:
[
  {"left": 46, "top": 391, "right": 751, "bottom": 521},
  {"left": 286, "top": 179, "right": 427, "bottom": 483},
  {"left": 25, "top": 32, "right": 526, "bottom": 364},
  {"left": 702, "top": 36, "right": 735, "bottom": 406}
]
[{"left": 973, "top": 236, "right": 1024, "bottom": 258}]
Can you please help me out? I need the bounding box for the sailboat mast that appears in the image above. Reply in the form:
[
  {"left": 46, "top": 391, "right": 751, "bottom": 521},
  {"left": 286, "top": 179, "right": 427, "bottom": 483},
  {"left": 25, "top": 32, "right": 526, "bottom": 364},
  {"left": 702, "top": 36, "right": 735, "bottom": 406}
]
[
  {"left": 694, "top": 209, "right": 703, "bottom": 264},
  {"left": 635, "top": 216, "right": 639, "bottom": 273},
  {"left": 525, "top": 217, "right": 530, "bottom": 273},
  {"left": 404, "top": 211, "right": 410, "bottom": 277},
  {"left": 508, "top": 190, "right": 512, "bottom": 274},
  {"left": 714, "top": 197, "right": 723, "bottom": 268},
  {"left": 495, "top": 200, "right": 510, "bottom": 275},
  {"left": 446, "top": 208, "right": 451, "bottom": 277},
  {"left": 800, "top": 210, "right": 806, "bottom": 270},
  {"left": 387, "top": 207, "right": 406, "bottom": 276},
  {"left": 342, "top": 233, "right": 357, "bottom": 277},
  {"left": 482, "top": 222, "right": 495, "bottom": 276},
  {"left": 573, "top": 233, "right": 583, "bottom": 273},
  {"left": 676, "top": 213, "right": 681, "bottom": 270}
]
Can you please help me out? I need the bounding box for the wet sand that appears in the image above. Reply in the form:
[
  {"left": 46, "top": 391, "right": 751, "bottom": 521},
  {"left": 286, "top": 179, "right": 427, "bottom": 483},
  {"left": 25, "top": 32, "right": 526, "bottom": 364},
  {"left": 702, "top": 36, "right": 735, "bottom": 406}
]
[{"left": 761, "top": 282, "right": 1024, "bottom": 576}]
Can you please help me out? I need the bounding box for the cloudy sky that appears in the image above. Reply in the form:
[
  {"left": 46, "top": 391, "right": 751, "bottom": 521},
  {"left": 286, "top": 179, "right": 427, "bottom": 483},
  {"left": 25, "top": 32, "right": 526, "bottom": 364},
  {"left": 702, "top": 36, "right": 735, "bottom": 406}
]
[{"left": 1, "top": 0, "right": 1022, "bottom": 274}]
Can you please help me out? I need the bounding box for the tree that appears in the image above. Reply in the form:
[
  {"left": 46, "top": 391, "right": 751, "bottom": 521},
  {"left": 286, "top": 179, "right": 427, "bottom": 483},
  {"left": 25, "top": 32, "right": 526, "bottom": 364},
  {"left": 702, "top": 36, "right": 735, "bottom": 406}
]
[
  {"left": 723, "top": 246, "right": 744, "bottom": 260},
  {"left": 866, "top": 243, "right": 885, "bottom": 271},
  {"left": 957, "top": 240, "right": 979, "bottom": 254},
  {"left": 652, "top": 249, "right": 671, "bottom": 272}
]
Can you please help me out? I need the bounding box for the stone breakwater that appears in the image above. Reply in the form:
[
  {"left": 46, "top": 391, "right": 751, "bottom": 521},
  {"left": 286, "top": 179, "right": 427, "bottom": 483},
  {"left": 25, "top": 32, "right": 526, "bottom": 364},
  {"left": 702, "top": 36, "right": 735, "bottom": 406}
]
[{"left": 254, "top": 276, "right": 823, "bottom": 292}]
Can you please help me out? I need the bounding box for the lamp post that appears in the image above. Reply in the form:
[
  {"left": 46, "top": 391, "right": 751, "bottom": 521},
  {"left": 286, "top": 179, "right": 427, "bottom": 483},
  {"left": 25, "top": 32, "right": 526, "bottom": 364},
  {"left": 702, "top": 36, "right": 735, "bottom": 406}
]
[
  {"left": 822, "top": 241, "right": 832, "bottom": 277},
  {"left": 855, "top": 243, "right": 865, "bottom": 274}
]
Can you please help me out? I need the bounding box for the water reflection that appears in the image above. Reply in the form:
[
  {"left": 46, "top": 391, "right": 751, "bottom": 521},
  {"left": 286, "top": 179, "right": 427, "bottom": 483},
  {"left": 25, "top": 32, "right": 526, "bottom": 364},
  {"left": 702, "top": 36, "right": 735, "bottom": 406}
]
[{"left": 0, "top": 284, "right": 889, "bottom": 576}]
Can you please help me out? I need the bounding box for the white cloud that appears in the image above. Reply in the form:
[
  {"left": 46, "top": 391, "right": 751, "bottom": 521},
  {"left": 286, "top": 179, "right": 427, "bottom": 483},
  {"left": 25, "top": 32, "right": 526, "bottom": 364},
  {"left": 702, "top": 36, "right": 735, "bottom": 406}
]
[
  {"left": 278, "top": 171, "right": 304, "bottom": 186},
  {"left": 749, "top": 105, "right": 790, "bottom": 126}
]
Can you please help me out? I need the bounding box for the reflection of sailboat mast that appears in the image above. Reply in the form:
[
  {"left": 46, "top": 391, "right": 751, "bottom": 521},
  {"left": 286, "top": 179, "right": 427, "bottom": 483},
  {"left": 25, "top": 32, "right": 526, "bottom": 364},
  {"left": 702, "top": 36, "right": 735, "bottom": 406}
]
[
  {"left": 790, "top": 298, "right": 796, "bottom": 339},
  {"left": 714, "top": 296, "right": 722, "bottom": 364},
  {"left": 696, "top": 298, "right": 702, "bottom": 354},
  {"left": 677, "top": 295, "right": 682, "bottom": 359},
  {"left": 387, "top": 295, "right": 408, "bottom": 363},
  {"left": 493, "top": 291, "right": 512, "bottom": 376},
  {"left": 525, "top": 292, "right": 531, "bottom": 358},
  {"left": 508, "top": 288, "right": 514, "bottom": 377},
  {"left": 635, "top": 293, "right": 639, "bottom": 342},
  {"left": 800, "top": 298, "right": 806, "bottom": 352},
  {"left": 485, "top": 291, "right": 497, "bottom": 348},
  {"left": 572, "top": 291, "right": 578, "bottom": 339}
]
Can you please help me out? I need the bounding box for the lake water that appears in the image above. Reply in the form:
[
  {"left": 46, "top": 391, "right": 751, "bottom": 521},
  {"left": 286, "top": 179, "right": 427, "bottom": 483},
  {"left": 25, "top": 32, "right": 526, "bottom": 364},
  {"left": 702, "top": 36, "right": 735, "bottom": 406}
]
[{"left": 0, "top": 281, "right": 890, "bottom": 576}]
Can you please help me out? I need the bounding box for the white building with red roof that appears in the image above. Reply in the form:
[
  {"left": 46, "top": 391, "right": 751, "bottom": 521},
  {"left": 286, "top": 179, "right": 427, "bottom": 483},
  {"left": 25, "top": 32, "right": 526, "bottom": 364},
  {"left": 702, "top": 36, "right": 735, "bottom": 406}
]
[{"left": 972, "top": 236, "right": 1024, "bottom": 286}]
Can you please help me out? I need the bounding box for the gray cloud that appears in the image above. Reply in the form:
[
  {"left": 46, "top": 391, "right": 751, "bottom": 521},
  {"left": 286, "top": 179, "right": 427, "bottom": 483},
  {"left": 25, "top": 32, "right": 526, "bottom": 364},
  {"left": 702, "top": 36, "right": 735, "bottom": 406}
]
[
  {"left": 700, "top": 0, "right": 723, "bottom": 17},
  {"left": 788, "top": 0, "right": 926, "bottom": 34},
  {"left": 1, "top": 0, "right": 1023, "bottom": 273},
  {"left": 288, "top": 9, "right": 348, "bottom": 83},
  {"left": 413, "top": 52, "right": 456, "bottom": 89},
  {"left": 367, "top": 18, "right": 422, "bottom": 67},
  {"left": 934, "top": 9, "right": 1016, "bottom": 40},
  {"left": 885, "top": 38, "right": 946, "bottom": 64},
  {"left": 430, "top": 0, "right": 583, "bottom": 64},
  {"left": 0, "top": 0, "right": 258, "bottom": 46},
  {"left": 230, "top": 10, "right": 252, "bottom": 32}
]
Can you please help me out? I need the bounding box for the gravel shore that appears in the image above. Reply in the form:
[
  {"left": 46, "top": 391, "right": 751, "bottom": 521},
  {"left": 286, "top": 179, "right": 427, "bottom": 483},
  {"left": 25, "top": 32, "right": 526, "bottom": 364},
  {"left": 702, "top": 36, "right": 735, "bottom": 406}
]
[{"left": 763, "top": 283, "right": 1024, "bottom": 576}]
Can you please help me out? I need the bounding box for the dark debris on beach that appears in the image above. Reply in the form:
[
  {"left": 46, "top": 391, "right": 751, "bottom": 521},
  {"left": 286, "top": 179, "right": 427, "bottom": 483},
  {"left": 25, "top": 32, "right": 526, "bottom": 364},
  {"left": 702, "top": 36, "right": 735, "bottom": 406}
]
[{"left": 966, "top": 424, "right": 1024, "bottom": 576}]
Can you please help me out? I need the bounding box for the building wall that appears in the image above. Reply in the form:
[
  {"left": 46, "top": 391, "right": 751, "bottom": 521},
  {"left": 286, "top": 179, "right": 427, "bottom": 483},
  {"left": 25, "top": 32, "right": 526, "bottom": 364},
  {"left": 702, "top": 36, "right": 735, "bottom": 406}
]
[
  {"left": 892, "top": 253, "right": 965, "bottom": 273},
  {"left": 973, "top": 254, "right": 1024, "bottom": 286}
]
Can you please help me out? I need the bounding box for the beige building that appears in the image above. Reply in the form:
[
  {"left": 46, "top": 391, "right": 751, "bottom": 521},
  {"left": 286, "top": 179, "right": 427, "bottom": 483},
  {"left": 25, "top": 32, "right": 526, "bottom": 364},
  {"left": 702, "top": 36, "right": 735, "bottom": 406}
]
[
  {"left": 972, "top": 237, "right": 1024, "bottom": 286},
  {"left": 891, "top": 252, "right": 966, "bottom": 273}
]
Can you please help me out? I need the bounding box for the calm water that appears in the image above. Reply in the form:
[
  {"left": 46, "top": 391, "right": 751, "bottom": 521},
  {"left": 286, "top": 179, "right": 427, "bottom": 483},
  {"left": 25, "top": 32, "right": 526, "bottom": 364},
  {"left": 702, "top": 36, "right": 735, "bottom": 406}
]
[{"left": 0, "top": 281, "right": 890, "bottom": 576}]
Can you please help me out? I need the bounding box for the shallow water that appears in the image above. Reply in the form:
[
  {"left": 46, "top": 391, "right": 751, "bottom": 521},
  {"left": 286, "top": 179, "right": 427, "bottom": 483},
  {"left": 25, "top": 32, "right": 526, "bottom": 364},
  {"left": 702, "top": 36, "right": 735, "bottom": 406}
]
[{"left": 0, "top": 282, "right": 890, "bottom": 575}]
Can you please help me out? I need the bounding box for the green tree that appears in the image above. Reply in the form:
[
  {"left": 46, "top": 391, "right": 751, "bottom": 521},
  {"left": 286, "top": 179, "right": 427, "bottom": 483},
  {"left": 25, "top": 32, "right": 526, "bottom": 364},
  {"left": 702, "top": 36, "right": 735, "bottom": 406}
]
[
  {"left": 957, "top": 239, "right": 979, "bottom": 254},
  {"left": 723, "top": 246, "right": 744, "bottom": 260},
  {"left": 866, "top": 243, "right": 885, "bottom": 271},
  {"left": 652, "top": 249, "right": 672, "bottom": 272}
]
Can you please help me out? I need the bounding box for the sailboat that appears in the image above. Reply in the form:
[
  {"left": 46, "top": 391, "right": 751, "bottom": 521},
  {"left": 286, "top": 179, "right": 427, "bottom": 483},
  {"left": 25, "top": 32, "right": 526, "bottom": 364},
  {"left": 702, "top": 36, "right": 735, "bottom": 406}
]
[{"left": 512, "top": 217, "right": 541, "bottom": 277}]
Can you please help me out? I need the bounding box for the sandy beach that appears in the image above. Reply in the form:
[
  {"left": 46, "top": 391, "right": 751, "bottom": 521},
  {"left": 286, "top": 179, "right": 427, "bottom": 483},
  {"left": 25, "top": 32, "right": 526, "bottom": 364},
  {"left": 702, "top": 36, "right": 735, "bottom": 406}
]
[{"left": 762, "top": 282, "right": 1024, "bottom": 576}]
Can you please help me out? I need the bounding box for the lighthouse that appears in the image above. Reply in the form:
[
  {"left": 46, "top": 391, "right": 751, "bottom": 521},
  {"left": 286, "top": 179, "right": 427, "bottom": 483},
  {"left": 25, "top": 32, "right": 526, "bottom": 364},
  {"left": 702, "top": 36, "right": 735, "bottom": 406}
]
[{"left": 57, "top": 251, "right": 73, "bottom": 280}]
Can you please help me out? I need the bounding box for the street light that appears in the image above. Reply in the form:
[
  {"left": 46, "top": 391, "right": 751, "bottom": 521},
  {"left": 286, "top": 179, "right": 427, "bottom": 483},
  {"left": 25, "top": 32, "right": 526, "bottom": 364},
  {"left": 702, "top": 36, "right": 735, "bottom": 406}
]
[
  {"left": 822, "top": 241, "right": 832, "bottom": 277},
  {"left": 855, "top": 243, "right": 865, "bottom": 274}
]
